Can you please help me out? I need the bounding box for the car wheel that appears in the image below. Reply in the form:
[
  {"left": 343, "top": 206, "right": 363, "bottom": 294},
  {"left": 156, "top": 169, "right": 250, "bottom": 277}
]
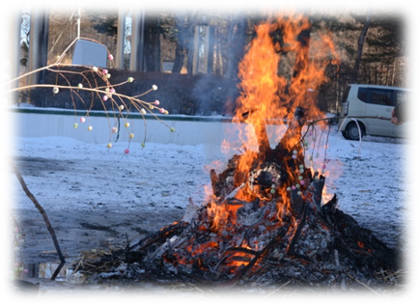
[{"left": 345, "top": 122, "right": 364, "bottom": 141}]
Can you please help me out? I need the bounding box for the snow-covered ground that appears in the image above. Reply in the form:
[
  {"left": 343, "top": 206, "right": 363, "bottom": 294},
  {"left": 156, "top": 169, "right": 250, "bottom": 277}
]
[
  {"left": 5, "top": 121, "right": 416, "bottom": 299},
  {"left": 10, "top": 124, "right": 411, "bottom": 245}
]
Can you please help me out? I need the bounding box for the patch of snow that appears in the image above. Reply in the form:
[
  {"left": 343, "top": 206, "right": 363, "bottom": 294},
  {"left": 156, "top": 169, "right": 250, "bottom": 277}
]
[{"left": 10, "top": 126, "right": 411, "bottom": 249}]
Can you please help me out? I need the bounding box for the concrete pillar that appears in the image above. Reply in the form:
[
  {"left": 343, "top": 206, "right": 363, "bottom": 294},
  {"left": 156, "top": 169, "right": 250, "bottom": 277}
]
[
  {"left": 28, "top": 3, "right": 43, "bottom": 85},
  {"left": 191, "top": 14, "right": 211, "bottom": 75},
  {"left": 115, "top": 8, "right": 126, "bottom": 70},
  {"left": 138, "top": 9, "right": 145, "bottom": 72},
  {"left": 28, "top": 8, "right": 49, "bottom": 86},
  {"left": 192, "top": 26, "right": 199, "bottom": 75},
  {"left": 130, "top": 7, "right": 145, "bottom": 72},
  {"left": 39, "top": 3, "right": 50, "bottom": 84},
  {"left": 7, "top": 11, "right": 22, "bottom": 104},
  {"left": 192, "top": 25, "right": 210, "bottom": 75}
]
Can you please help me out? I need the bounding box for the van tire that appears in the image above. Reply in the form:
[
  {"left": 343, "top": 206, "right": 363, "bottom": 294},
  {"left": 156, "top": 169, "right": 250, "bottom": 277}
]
[
  {"left": 344, "top": 122, "right": 365, "bottom": 140},
  {"left": 341, "top": 130, "right": 350, "bottom": 139}
]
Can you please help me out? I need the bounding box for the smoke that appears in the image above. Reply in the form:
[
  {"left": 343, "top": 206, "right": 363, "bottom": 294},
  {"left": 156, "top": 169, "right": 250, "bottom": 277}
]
[
  {"left": 172, "top": 3, "right": 246, "bottom": 115},
  {"left": 172, "top": 3, "right": 192, "bottom": 49},
  {"left": 191, "top": 73, "right": 240, "bottom": 116}
]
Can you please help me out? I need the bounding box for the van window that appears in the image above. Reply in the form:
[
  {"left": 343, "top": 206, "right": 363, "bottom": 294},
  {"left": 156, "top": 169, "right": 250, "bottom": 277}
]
[
  {"left": 395, "top": 90, "right": 409, "bottom": 104},
  {"left": 370, "top": 89, "right": 393, "bottom": 106},
  {"left": 357, "top": 88, "right": 368, "bottom": 102}
]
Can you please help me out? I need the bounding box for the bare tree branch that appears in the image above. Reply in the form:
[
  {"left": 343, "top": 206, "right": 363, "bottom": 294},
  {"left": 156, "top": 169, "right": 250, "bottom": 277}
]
[{"left": 12, "top": 162, "right": 66, "bottom": 281}]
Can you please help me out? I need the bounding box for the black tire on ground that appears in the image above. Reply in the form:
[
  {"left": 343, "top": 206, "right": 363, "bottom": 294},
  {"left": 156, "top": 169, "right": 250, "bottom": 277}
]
[{"left": 344, "top": 122, "right": 364, "bottom": 141}]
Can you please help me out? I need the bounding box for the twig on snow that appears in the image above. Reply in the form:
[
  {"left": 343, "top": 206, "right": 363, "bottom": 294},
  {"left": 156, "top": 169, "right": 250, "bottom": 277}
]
[{"left": 13, "top": 162, "right": 66, "bottom": 281}]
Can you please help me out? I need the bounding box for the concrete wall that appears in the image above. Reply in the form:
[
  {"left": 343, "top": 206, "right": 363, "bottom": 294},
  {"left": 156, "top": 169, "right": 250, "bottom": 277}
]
[{"left": 10, "top": 108, "right": 288, "bottom": 148}]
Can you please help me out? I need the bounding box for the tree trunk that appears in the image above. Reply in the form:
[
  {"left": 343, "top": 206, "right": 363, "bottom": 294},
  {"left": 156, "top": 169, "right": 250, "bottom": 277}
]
[
  {"left": 214, "top": 29, "right": 223, "bottom": 75},
  {"left": 186, "top": 20, "right": 195, "bottom": 74},
  {"left": 351, "top": 14, "right": 372, "bottom": 83},
  {"left": 144, "top": 6, "right": 162, "bottom": 71},
  {"left": 172, "top": 4, "right": 201, "bottom": 74},
  {"left": 187, "top": 4, "right": 202, "bottom": 74},
  {"left": 225, "top": 13, "right": 247, "bottom": 80},
  {"left": 172, "top": 43, "right": 185, "bottom": 73},
  {"left": 172, "top": 14, "right": 186, "bottom": 73},
  {"left": 143, "top": 17, "right": 153, "bottom": 71}
]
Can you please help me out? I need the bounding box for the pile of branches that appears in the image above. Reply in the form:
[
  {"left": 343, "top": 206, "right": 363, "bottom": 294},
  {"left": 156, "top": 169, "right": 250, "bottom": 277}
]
[{"left": 72, "top": 108, "right": 400, "bottom": 290}]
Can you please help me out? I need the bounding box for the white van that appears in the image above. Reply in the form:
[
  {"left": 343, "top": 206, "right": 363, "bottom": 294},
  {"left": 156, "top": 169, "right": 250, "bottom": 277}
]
[{"left": 338, "top": 84, "right": 409, "bottom": 140}]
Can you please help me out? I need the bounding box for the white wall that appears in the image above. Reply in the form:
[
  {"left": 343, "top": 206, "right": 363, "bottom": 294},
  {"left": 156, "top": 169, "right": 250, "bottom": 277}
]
[{"left": 10, "top": 109, "right": 288, "bottom": 148}]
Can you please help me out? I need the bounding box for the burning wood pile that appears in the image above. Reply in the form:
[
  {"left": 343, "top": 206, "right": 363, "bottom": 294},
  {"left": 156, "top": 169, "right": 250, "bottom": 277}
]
[
  {"left": 74, "top": 107, "right": 398, "bottom": 289},
  {"left": 73, "top": 14, "right": 400, "bottom": 290}
]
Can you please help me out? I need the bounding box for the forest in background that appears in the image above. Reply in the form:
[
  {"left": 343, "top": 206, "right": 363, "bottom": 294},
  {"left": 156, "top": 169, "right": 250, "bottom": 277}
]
[{"left": 18, "top": 8, "right": 407, "bottom": 116}]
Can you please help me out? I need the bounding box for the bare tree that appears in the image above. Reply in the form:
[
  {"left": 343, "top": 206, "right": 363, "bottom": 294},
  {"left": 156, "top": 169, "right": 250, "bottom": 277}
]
[
  {"left": 225, "top": 13, "right": 248, "bottom": 80},
  {"left": 170, "top": 12, "right": 203, "bottom": 74},
  {"left": 351, "top": 13, "right": 372, "bottom": 83}
]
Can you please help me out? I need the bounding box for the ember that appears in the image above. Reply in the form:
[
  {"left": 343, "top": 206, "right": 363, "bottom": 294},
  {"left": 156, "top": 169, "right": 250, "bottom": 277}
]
[{"left": 74, "top": 14, "right": 399, "bottom": 290}]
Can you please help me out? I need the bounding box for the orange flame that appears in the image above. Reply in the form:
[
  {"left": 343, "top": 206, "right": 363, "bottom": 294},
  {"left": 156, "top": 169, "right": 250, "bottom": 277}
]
[
  {"left": 232, "top": 14, "right": 338, "bottom": 197},
  {"left": 165, "top": 15, "right": 342, "bottom": 274},
  {"left": 207, "top": 13, "right": 339, "bottom": 231}
]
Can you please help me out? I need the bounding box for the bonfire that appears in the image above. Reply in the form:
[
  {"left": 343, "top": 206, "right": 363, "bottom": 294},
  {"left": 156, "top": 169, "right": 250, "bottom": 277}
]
[{"left": 73, "top": 14, "right": 399, "bottom": 290}]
